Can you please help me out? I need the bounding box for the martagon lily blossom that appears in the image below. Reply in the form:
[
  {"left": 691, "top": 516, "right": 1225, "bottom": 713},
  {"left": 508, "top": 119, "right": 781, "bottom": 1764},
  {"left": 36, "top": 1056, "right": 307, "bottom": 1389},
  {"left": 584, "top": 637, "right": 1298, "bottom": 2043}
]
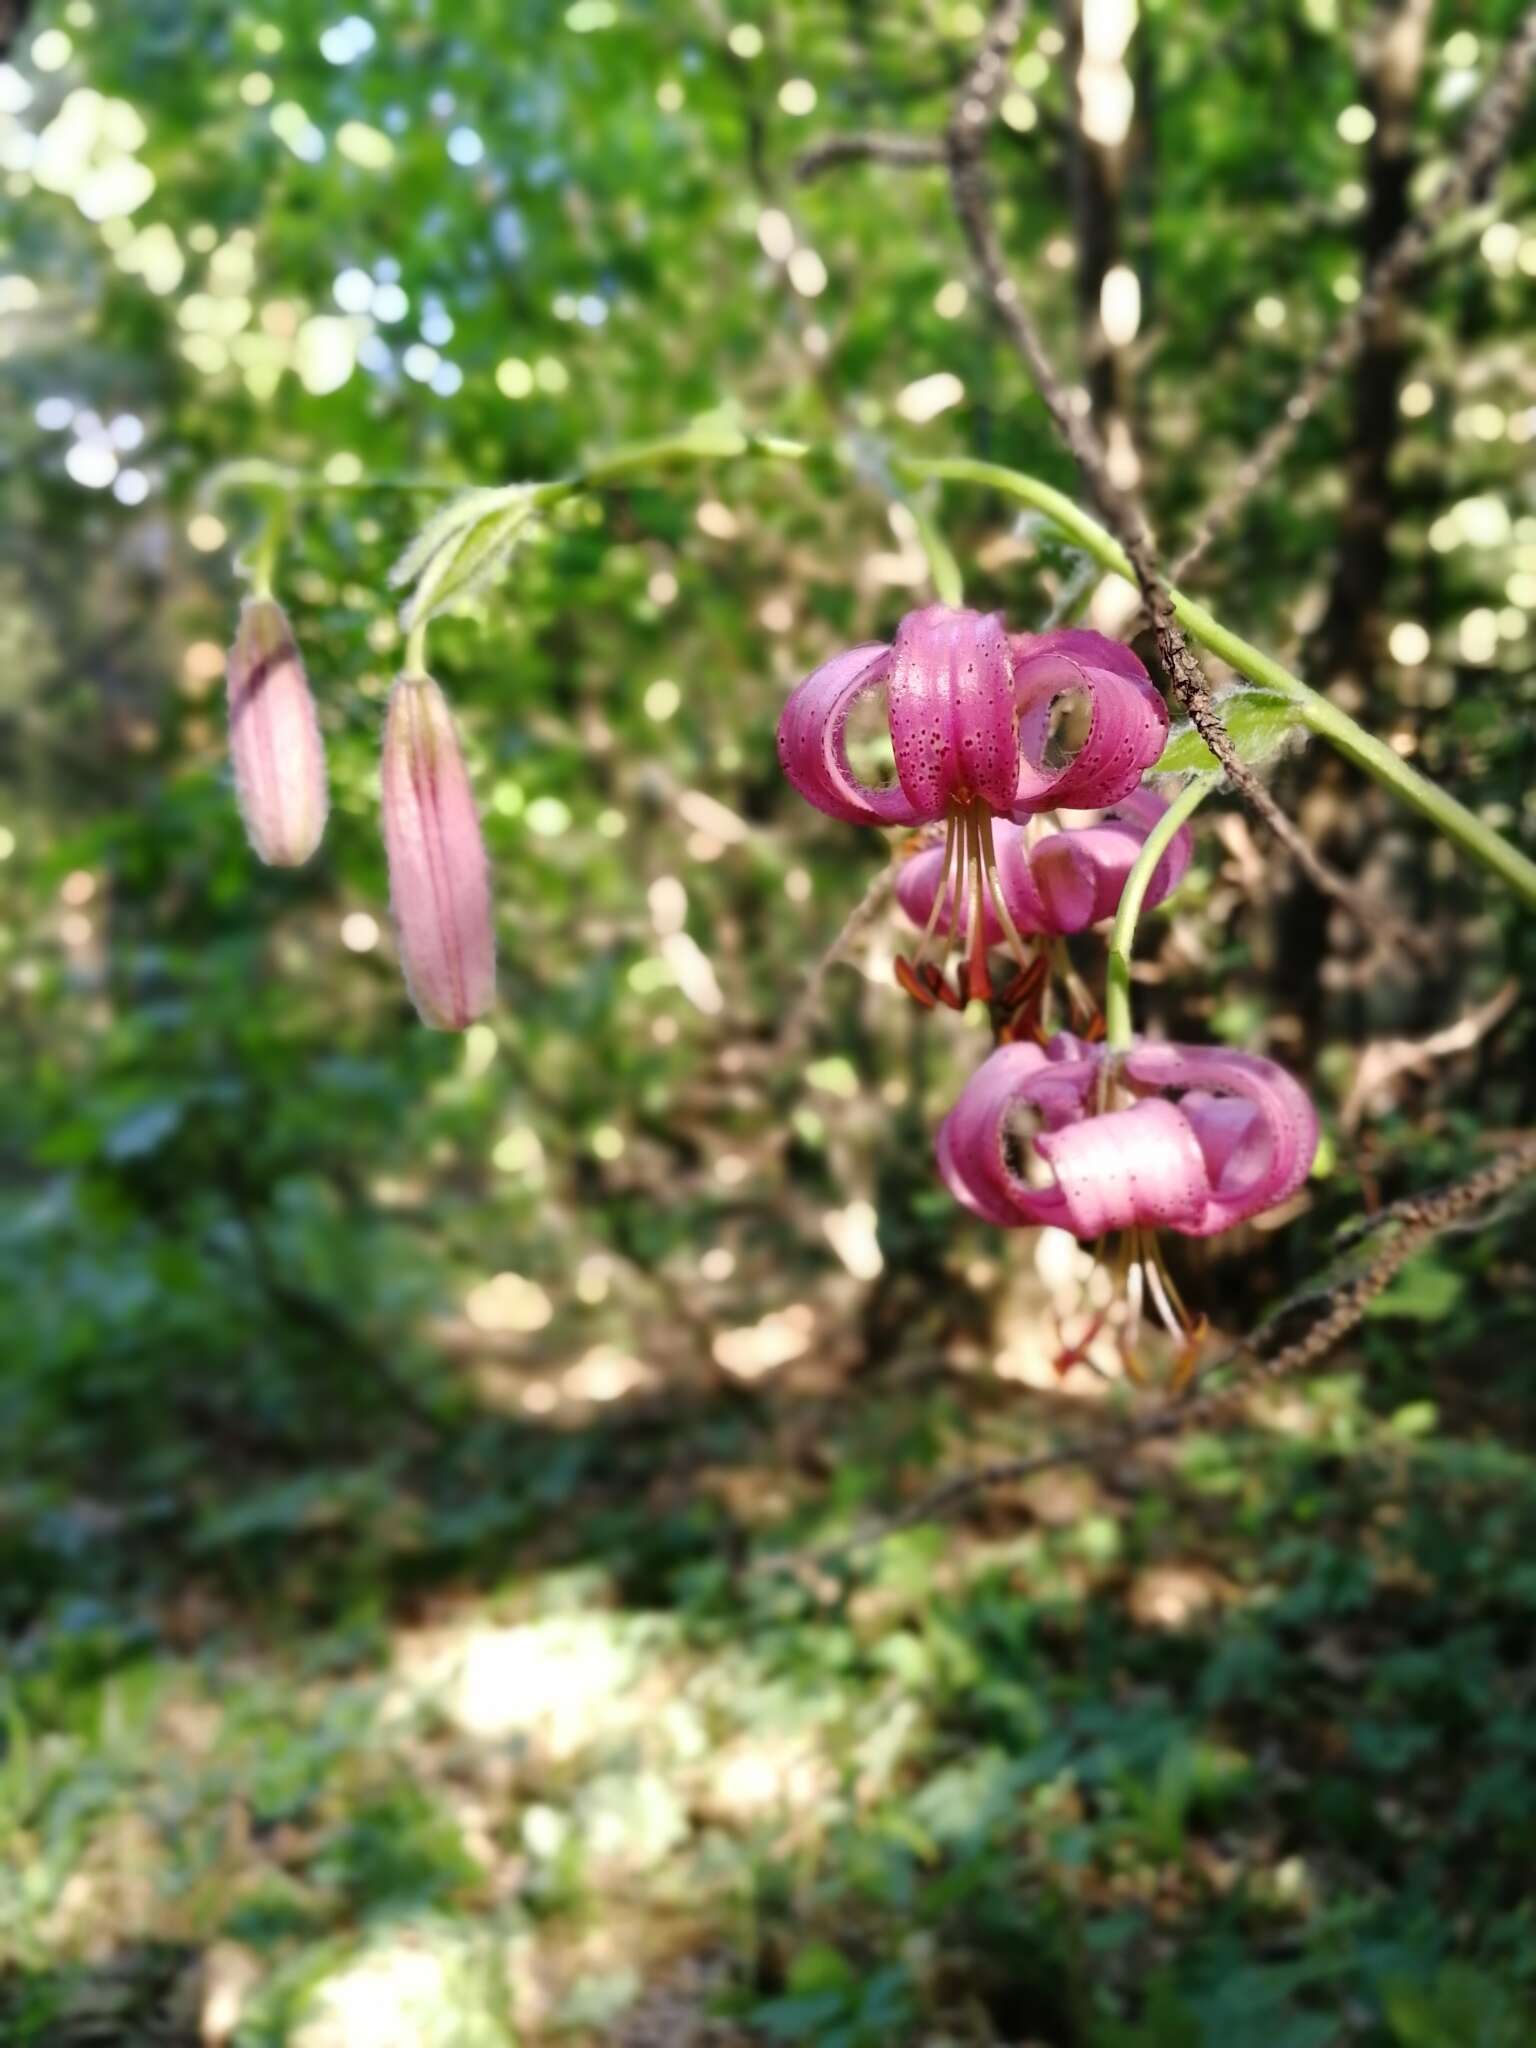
[
  {"left": 776, "top": 607, "right": 1168, "bottom": 1008},
  {"left": 380, "top": 670, "right": 496, "bottom": 1031},
  {"left": 938, "top": 1034, "right": 1319, "bottom": 1376},
  {"left": 226, "top": 595, "right": 329, "bottom": 867}
]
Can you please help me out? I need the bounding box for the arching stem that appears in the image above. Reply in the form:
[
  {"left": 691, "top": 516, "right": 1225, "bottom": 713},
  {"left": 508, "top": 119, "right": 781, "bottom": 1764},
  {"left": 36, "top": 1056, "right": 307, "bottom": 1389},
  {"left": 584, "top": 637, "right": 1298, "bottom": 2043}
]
[{"left": 1104, "top": 774, "right": 1216, "bottom": 1050}]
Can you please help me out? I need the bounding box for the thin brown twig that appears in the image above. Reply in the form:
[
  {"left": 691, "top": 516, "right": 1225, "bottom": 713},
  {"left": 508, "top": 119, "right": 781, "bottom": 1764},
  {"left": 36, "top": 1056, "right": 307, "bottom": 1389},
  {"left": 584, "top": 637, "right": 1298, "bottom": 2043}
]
[
  {"left": 775, "top": 861, "right": 896, "bottom": 1060},
  {"left": 765, "top": 1137, "right": 1536, "bottom": 1571},
  {"left": 794, "top": 131, "right": 945, "bottom": 180},
  {"left": 1339, "top": 978, "right": 1519, "bottom": 1132},
  {"left": 940, "top": 0, "right": 1395, "bottom": 939},
  {"left": 1173, "top": 4, "right": 1536, "bottom": 580}
]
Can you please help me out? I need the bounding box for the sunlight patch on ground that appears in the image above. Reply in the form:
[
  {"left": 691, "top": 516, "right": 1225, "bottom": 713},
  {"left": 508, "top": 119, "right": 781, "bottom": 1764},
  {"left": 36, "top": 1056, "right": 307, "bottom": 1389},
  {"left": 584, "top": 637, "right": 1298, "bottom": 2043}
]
[
  {"left": 1125, "top": 1562, "right": 1230, "bottom": 1629},
  {"left": 696, "top": 1734, "right": 834, "bottom": 1826},
  {"left": 386, "top": 1612, "right": 674, "bottom": 1752},
  {"left": 712, "top": 1304, "right": 814, "bottom": 1379},
  {"left": 292, "top": 1923, "right": 504, "bottom": 2048}
]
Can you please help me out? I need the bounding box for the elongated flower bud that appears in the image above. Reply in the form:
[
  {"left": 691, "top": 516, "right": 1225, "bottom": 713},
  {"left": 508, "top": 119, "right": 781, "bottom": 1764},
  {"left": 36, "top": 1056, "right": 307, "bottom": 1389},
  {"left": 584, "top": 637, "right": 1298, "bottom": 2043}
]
[
  {"left": 226, "top": 596, "right": 329, "bottom": 866},
  {"left": 381, "top": 671, "right": 495, "bottom": 1030}
]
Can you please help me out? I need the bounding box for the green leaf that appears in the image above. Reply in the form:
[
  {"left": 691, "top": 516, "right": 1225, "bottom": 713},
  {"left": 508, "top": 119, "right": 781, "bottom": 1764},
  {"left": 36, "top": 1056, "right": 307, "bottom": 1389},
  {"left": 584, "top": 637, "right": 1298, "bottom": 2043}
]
[
  {"left": 1365, "top": 1257, "right": 1466, "bottom": 1324},
  {"left": 1155, "top": 690, "right": 1302, "bottom": 775},
  {"left": 387, "top": 487, "right": 522, "bottom": 590}
]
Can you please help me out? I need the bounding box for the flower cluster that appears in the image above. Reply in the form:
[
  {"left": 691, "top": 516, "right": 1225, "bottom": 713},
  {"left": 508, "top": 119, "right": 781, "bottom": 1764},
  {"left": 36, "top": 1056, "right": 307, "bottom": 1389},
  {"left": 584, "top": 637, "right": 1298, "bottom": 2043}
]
[
  {"left": 777, "top": 603, "right": 1320, "bottom": 1376},
  {"left": 225, "top": 584, "right": 1320, "bottom": 1380},
  {"left": 778, "top": 608, "right": 1172, "bottom": 1018},
  {"left": 224, "top": 600, "right": 495, "bottom": 1031}
]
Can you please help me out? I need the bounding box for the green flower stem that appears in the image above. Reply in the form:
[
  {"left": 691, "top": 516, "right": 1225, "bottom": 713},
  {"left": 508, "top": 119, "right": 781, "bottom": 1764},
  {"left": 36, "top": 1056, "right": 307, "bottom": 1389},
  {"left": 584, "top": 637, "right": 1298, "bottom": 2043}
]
[
  {"left": 902, "top": 455, "right": 1536, "bottom": 909},
  {"left": 1104, "top": 775, "right": 1217, "bottom": 1051},
  {"left": 223, "top": 426, "right": 1536, "bottom": 909},
  {"left": 902, "top": 493, "right": 966, "bottom": 606}
]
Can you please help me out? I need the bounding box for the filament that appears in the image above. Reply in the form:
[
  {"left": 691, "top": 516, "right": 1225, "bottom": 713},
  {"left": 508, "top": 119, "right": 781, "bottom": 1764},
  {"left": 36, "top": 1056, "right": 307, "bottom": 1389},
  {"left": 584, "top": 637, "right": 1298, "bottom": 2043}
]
[
  {"left": 963, "top": 806, "right": 992, "bottom": 999},
  {"left": 1143, "top": 1244, "right": 1187, "bottom": 1344},
  {"left": 975, "top": 807, "right": 1036, "bottom": 979},
  {"left": 908, "top": 812, "right": 958, "bottom": 971}
]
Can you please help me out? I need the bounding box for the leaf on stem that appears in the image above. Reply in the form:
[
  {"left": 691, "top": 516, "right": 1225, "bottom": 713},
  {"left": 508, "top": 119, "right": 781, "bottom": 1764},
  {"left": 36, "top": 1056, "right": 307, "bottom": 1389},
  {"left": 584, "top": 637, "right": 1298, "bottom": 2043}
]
[{"left": 1153, "top": 689, "right": 1302, "bottom": 776}]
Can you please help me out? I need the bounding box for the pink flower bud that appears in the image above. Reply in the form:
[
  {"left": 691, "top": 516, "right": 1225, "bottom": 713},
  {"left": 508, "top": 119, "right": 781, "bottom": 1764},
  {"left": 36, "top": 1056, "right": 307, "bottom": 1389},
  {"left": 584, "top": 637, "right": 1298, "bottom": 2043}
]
[
  {"left": 226, "top": 597, "right": 329, "bottom": 866},
  {"left": 380, "top": 671, "right": 495, "bottom": 1031}
]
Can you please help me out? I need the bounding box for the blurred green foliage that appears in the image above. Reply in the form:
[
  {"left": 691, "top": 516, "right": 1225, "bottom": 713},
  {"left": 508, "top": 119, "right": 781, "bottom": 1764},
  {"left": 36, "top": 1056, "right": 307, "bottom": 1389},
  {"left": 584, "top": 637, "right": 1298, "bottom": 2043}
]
[{"left": 2, "top": 0, "right": 1535, "bottom": 2041}]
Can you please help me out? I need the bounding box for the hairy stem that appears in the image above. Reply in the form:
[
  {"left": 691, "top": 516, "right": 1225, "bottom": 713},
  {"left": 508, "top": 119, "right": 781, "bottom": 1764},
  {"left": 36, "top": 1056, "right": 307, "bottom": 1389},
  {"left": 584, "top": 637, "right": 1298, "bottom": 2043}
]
[{"left": 371, "top": 423, "right": 1536, "bottom": 908}]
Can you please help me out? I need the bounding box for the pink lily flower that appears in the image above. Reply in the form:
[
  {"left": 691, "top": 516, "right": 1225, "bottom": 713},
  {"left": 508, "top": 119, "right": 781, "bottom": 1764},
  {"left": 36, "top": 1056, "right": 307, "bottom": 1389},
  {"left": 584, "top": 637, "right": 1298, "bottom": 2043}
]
[
  {"left": 938, "top": 1035, "right": 1319, "bottom": 1374},
  {"left": 893, "top": 787, "right": 1194, "bottom": 1020},
  {"left": 776, "top": 607, "right": 1168, "bottom": 1006},
  {"left": 380, "top": 671, "right": 496, "bottom": 1031},
  {"left": 226, "top": 596, "right": 329, "bottom": 868}
]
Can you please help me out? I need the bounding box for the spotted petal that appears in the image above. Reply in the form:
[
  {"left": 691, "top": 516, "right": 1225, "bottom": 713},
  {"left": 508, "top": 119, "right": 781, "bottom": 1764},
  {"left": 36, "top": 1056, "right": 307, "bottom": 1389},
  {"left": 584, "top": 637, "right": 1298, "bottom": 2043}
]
[
  {"left": 1028, "top": 786, "right": 1195, "bottom": 931},
  {"left": 936, "top": 1040, "right": 1102, "bottom": 1226},
  {"left": 885, "top": 605, "right": 1020, "bottom": 821},
  {"left": 775, "top": 642, "right": 924, "bottom": 826},
  {"left": 1033, "top": 1099, "right": 1211, "bottom": 1237},
  {"left": 1011, "top": 629, "right": 1169, "bottom": 814},
  {"left": 938, "top": 1035, "right": 1317, "bottom": 1244},
  {"left": 1123, "top": 1043, "right": 1319, "bottom": 1235}
]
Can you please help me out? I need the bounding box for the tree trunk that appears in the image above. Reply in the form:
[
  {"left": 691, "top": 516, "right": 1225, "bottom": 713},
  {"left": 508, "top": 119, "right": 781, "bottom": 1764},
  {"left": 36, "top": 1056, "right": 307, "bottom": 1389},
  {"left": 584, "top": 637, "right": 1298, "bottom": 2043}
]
[
  {"left": 1309, "top": 0, "right": 1435, "bottom": 699},
  {"left": 1061, "top": 0, "right": 1142, "bottom": 489},
  {"left": 1278, "top": 0, "right": 1435, "bottom": 1041}
]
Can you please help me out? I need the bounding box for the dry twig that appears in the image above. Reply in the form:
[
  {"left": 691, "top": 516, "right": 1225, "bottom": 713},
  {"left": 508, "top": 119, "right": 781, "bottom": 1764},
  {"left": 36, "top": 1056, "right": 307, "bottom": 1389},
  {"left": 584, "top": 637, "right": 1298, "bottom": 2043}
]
[
  {"left": 1340, "top": 979, "right": 1519, "bottom": 1131},
  {"left": 775, "top": 862, "right": 896, "bottom": 1060},
  {"left": 940, "top": 0, "right": 1388, "bottom": 935},
  {"left": 768, "top": 1137, "right": 1536, "bottom": 1569},
  {"left": 795, "top": 131, "right": 945, "bottom": 180}
]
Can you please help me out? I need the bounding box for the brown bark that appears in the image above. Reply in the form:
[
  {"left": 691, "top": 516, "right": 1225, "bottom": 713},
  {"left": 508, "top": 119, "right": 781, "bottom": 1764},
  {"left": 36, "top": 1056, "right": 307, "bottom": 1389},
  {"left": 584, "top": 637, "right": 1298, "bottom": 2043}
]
[
  {"left": 1311, "top": 0, "right": 1435, "bottom": 698},
  {"left": 1278, "top": 0, "right": 1436, "bottom": 1041},
  {"left": 1061, "top": 0, "right": 1139, "bottom": 466}
]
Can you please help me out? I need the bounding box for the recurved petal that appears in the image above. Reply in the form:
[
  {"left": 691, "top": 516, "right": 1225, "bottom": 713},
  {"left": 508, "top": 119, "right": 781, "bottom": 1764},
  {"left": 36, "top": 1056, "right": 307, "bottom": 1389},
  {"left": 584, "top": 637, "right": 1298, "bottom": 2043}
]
[
  {"left": 1033, "top": 1097, "right": 1212, "bottom": 1238},
  {"left": 988, "top": 821, "right": 1053, "bottom": 934},
  {"left": 227, "top": 596, "right": 329, "bottom": 867},
  {"left": 886, "top": 606, "right": 1019, "bottom": 819},
  {"left": 381, "top": 671, "right": 496, "bottom": 1031},
  {"left": 1027, "top": 787, "right": 1193, "bottom": 931},
  {"left": 936, "top": 1043, "right": 1102, "bottom": 1228},
  {"left": 1108, "top": 786, "right": 1196, "bottom": 905},
  {"left": 1028, "top": 821, "right": 1139, "bottom": 930},
  {"left": 1178, "top": 1091, "right": 1267, "bottom": 1189},
  {"left": 776, "top": 642, "right": 918, "bottom": 825},
  {"left": 1012, "top": 627, "right": 1151, "bottom": 687},
  {"left": 1011, "top": 629, "right": 1169, "bottom": 813},
  {"left": 1123, "top": 1042, "right": 1319, "bottom": 1234}
]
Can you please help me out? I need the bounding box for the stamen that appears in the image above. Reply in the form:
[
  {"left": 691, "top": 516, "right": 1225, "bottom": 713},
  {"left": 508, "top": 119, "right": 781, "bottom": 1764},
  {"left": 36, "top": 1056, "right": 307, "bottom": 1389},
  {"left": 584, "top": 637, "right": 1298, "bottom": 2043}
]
[
  {"left": 997, "top": 952, "right": 1050, "bottom": 1042},
  {"left": 910, "top": 812, "right": 958, "bottom": 967},
  {"left": 1152, "top": 1240, "right": 1196, "bottom": 1330},
  {"left": 1053, "top": 941, "right": 1102, "bottom": 1034},
  {"left": 894, "top": 957, "right": 939, "bottom": 1008},
  {"left": 1143, "top": 1244, "right": 1186, "bottom": 1346},
  {"left": 1124, "top": 1241, "right": 1146, "bottom": 1353},
  {"left": 975, "top": 807, "right": 1036, "bottom": 979},
  {"left": 1050, "top": 1309, "right": 1108, "bottom": 1380},
  {"left": 895, "top": 809, "right": 960, "bottom": 1006},
  {"left": 1170, "top": 1315, "right": 1210, "bottom": 1391},
  {"left": 963, "top": 806, "right": 992, "bottom": 1001}
]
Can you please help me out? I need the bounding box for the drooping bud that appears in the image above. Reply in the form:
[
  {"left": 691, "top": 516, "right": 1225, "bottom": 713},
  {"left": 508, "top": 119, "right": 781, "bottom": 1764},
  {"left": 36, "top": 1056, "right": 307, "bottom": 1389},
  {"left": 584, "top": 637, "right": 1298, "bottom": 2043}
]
[
  {"left": 380, "top": 671, "right": 495, "bottom": 1030},
  {"left": 226, "top": 596, "right": 329, "bottom": 866}
]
